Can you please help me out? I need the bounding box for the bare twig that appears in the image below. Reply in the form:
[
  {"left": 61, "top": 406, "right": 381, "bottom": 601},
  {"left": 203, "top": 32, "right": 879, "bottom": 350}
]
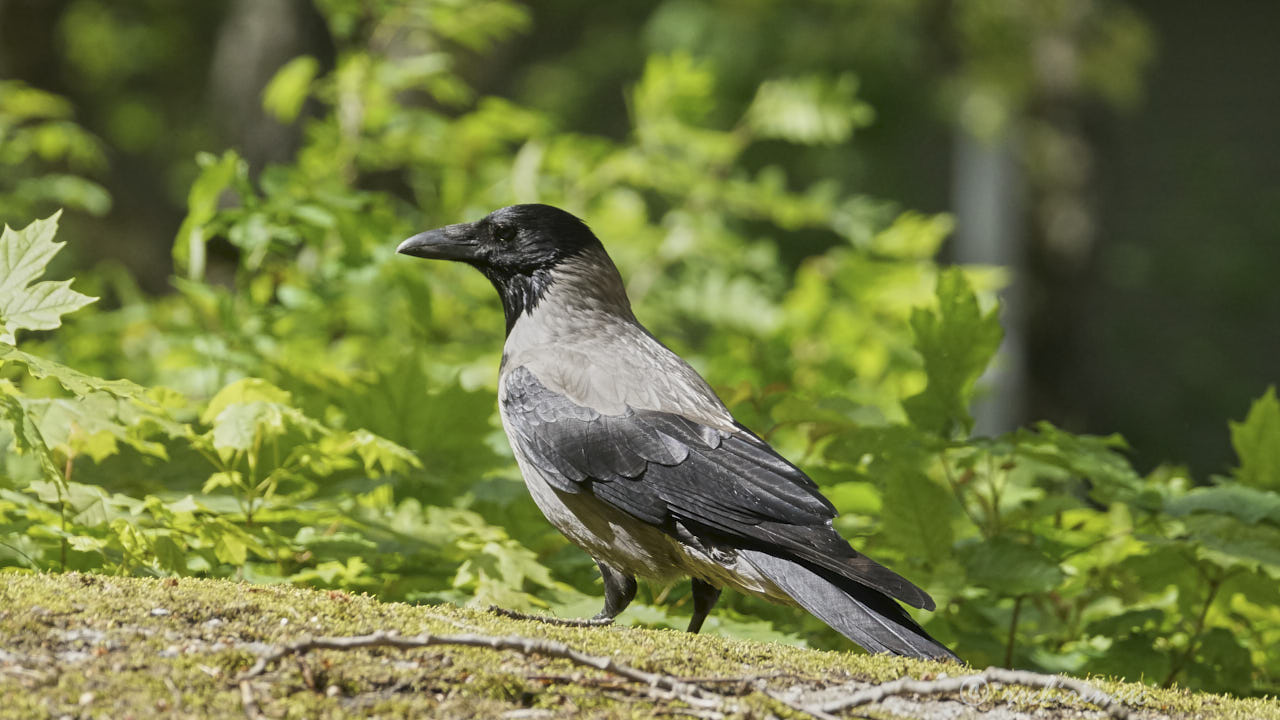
[
  {"left": 237, "top": 630, "right": 739, "bottom": 716},
  {"left": 0, "top": 665, "right": 50, "bottom": 684},
  {"left": 487, "top": 606, "right": 614, "bottom": 627},
  {"left": 239, "top": 681, "right": 263, "bottom": 720},
  {"left": 818, "top": 666, "right": 1134, "bottom": 719},
  {"left": 761, "top": 688, "right": 841, "bottom": 720},
  {"left": 295, "top": 655, "right": 316, "bottom": 691},
  {"left": 236, "top": 630, "right": 1136, "bottom": 720}
]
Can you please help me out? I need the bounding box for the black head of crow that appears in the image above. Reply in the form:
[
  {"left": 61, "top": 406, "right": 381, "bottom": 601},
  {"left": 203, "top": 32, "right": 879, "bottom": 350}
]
[{"left": 399, "top": 203, "right": 958, "bottom": 661}]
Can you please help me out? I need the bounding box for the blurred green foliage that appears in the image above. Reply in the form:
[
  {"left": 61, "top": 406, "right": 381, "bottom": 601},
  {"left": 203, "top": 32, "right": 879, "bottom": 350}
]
[
  {"left": 1, "top": 0, "right": 1276, "bottom": 700},
  {"left": 0, "top": 82, "right": 110, "bottom": 222}
]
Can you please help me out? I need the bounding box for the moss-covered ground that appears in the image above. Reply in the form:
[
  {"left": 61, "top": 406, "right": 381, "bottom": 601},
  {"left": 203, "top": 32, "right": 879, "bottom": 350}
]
[{"left": 1, "top": 571, "right": 1276, "bottom": 719}]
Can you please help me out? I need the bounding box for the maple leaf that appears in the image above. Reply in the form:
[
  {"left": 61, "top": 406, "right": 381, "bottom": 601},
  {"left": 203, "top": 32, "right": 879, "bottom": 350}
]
[{"left": 0, "top": 211, "right": 97, "bottom": 343}]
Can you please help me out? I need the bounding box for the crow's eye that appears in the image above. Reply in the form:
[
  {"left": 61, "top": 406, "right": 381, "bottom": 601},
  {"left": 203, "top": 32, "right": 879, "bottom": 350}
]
[{"left": 494, "top": 224, "right": 516, "bottom": 243}]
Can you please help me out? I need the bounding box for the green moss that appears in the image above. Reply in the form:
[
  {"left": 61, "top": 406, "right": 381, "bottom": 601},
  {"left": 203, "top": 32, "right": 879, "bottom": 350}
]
[{"left": 1, "top": 570, "right": 1276, "bottom": 719}]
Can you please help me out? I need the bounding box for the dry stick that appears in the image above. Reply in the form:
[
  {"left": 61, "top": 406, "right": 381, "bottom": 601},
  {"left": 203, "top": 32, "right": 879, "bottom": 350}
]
[
  {"left": 238, "top": 681, "right": 263, "bottom": 720},
  {"left": 237, "top": 630, "right": 739, "bottom": 717},
  {"left": 818, "top": 666, "right": 1134, "bottom": 720},
  {"left": 761, "top": 688, "right": 841, "bottom": 720}
]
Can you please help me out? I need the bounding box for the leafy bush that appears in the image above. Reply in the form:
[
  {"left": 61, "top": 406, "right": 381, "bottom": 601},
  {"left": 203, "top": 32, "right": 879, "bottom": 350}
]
[
  {"left": 1, "top": 0, "right": 1277, "bottom": 697},
  {"left": 0, "top": 82, "right": 111, "bottom": 223}
]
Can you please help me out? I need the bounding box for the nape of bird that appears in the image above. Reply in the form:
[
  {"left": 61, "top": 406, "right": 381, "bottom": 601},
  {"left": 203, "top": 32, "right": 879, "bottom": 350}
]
[{"left": 398, "top": 203, "right": 958, "bottom": 661}]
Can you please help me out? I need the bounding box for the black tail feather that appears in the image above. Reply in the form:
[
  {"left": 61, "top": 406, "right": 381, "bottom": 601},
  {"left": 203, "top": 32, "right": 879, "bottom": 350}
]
[{"left": 740, "top": 549, "right": 959, "bottom": 661}]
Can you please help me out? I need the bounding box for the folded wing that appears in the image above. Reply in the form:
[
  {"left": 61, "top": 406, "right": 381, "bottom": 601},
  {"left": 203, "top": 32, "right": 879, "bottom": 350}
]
[{"left": 501, "top": 365, "right": 936, "bottom": 611}]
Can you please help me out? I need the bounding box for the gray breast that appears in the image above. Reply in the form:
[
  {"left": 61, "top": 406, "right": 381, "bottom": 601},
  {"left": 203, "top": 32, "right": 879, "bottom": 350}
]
[{"left": 497, "top": 397, "right": 687, "bottom": 581}]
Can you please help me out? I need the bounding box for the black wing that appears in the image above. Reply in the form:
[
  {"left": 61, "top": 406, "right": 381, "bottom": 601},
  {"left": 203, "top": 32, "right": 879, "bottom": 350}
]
[{"left": 502, "top": 365, "right": 934, "bottom": 610}]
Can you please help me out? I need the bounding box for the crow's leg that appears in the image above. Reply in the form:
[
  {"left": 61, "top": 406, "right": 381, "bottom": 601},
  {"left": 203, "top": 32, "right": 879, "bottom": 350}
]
[
  {"left": 687, "top": 578, "right": 721, "bottom": 633},
  {"left": 488, "top": 560, "right": 635, "bottom": 628},
  {"left": 591, "top": 560, "right": 637, "bottom": 622}
]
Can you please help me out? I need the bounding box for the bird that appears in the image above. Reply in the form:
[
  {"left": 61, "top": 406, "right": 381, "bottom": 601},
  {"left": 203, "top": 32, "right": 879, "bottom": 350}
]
[{"left": 398, "top": 203, "right": 958, "bottom": 661}]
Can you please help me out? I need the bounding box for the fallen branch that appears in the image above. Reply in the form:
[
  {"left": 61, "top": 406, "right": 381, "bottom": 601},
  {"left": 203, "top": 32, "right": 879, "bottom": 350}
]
[
  {"left": 237, "top": 630, "right": 1137, "bottom": 720},
  {"left": 762, "top": 688, "right": 841, "bottom": 720},
  {"left": 237, "top": 630, "right": 740, "bottom": 717},
  {"left": 818, "top": 666, "right": 1134, "bottom": 719}
]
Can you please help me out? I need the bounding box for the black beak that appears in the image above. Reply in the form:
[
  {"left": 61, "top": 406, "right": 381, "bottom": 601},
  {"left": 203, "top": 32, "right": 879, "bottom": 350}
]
[{"left": 397, "top": 222, "right": 482, "bottom": 262}]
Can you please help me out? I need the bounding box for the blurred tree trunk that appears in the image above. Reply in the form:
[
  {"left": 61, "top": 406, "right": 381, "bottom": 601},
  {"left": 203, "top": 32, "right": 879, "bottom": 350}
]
[
  {"left": 952, "top": 131, "right": 1026, "bottom": 435},
  {"left": 208, "top": 0, "right": 318, "bottom": 171},
  {"left": 949, "top": 1, "right": 1121, "bottom": 438}
]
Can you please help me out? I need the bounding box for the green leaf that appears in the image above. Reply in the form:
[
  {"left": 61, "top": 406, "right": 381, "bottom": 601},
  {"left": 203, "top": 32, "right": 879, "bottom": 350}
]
[
  {"left": 214, "top": 528, "right": 248, "bottom": 566},
  {"left": 961, "top": 536, "right": 1065, "bottom": 596},
  {"left": 1183, "top": 513, "right": 1280, "bottom": 574},
  {"left": 262, "top": 55, "right": 319, "bottom": 123},
  {"left": 343, "top": 429, "right": 422, "bottom": 477},
  {"left": 11, "top": 175, "right": 111, "bottom": 216},
  {"left": 746, "top": 73, "right": 874, "bottom": 145},
  {"left": 0, "top": 344, "right": 151, "bottom": 398},
  {"left": 903, "top": 268, "right": 1003, "bottom": 437},
  {"left": 868, "top": 212, "right": 955, "bottom": 260},
  {"left": 174, "top": 150, "right": 244, "bottom": 281},
  {"left": 0, "top": 382, "right": 63, "bottom": 484},
  {"left": 0, "top": 212, "right": 96, "bottom": 343},
  {"left": 26, "top": 479, "right": 134, "bottom": 526},
  {"left": 1086, "top": 633, "right": 1171, "bottom": 685},
  {"left": 1186, "top": 627, "right": 1255, "bottom": 694},
  {"left": 200, "top": 378, "right": 293, "bottom": 424},
  {"left": 26, "top": 391, "right": 181, "bottom": 461},
  {"left": 1229, "top": 386, "right": 1280, "bottom": 490},
  {"left": 202, "top": 379, "right": 325, "bottom": 457},
  {"left": 202, "top": 471, "right": 243, "bottom": 494},
  {"left": 879, "top": 466, "right": 954, "bottom": 563},
  {"left": 1085, "top": 608, "right": 1164, "bottom": 638},
  {"left": 1165, "top": 483, "right": 1280, "bottom": 526},
  {"left": 825, "top": 481, "right": 882, "bottom": 515},
  {"left": 1000, "top": 421, "right": 1142, "bottom": 499},
  {"left": 208, "top": 402, "right": 301, "bottom": 453}
]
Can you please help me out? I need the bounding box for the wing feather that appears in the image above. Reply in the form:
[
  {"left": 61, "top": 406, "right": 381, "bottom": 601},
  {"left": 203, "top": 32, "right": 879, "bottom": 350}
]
[{"left": 501, "top": 365, "right": 933, "bottom": 610}]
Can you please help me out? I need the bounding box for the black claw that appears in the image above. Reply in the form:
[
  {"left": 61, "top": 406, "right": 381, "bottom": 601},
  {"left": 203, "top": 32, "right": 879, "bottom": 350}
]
[
  {"left": 687, "top": 578, "right": 721, "bottom": 633},
  {"left": 597, "top": 560, "right": 638, "bottom": 620}
]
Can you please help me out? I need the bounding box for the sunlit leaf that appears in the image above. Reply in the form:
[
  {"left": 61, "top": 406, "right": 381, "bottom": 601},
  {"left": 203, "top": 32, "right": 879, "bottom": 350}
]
[
  {"left": 0, "top": 212, "right": 96, "bottom": 343},
  {"left": 174, "top": 150, "right": 244, "bottom": 280},
  {"left": 263, "top": 55, "right": 319, "bottom": 123},
  {"left": 201, "top": 378, "right": 293, "bottom": 424},
  {"left": 746, "top": 74, "right": 873, "bottom": 145}
]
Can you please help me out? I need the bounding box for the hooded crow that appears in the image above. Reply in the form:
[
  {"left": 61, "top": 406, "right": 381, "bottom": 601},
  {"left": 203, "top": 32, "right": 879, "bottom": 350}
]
[{"left": 398, "top": 203, "right": 958, "bottom": 661}]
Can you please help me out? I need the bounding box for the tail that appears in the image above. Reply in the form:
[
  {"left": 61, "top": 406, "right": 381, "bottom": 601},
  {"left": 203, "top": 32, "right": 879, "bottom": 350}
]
[{"left": 741, "top": 548, "right": 959, "bottom": 661}]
